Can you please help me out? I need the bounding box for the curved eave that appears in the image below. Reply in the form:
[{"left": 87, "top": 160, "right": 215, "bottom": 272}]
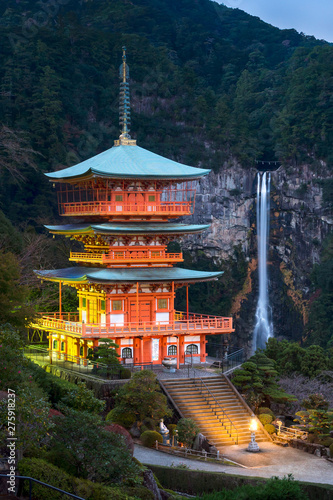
[
  {"left": 44, "top": 145, "right": 210, "bottom": 182},
  {"left": 45, "top": 223, "right": 210, "bottom": 236},
  {"left": 34, "top": 267, "right": 223, "bottom": 285}
]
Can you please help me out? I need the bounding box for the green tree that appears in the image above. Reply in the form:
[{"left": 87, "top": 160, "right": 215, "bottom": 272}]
[
  {"left": 0, "top": 252, "right": 34, "bottom": 328},
  {"left": 0, "top": 325, "right": 25, "bottom": 391},
  {"left": 232, "top": 353, "right": 296, "bottom": 411},
  {"left": 52, "top": 407, "right": 139, "bottom": 484},
  {"left": 113, "top": 370, "right": 172, "bottom": 425},
  {"left": 60, "top": 381, "right": 105, "bottom": 414},
  {"left": 0, "top": 383, "right": 53, "bottom": 460},
  {"left": 176, "top": 418, "right": 199, "bottom": 448}
]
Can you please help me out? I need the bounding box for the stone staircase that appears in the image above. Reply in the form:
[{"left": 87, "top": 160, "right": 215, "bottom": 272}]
[{"left": 160, "top": 375, "right": 270, "bottom": 448}]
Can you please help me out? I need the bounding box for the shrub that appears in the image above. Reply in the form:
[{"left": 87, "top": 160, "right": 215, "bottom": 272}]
[
  {"left": 60, "top": 381, "right": 105, "bottom": 414},
  {"left": 302, "top": 393, "right": 329, "bottom": 411},
  {"left": 168, "top": 424, "right": 177, "bottom": 437},
  {"left": 258, "top": 407, "right": 275, "bottom": 418},
  {"left": 106, "top": 408, "right": 136, "bottom": 429},
  {"left": 142, "top": 417, "right": 157, "bottom": 430},
  {"left": 196, "top": 474, "right": 306, "bottom": 499},
  {"left": 141, "top": 430, "right": 163, "bottom": 448},
  {"left": 318, "top": 437, "right": 333, "bottom": 447},
  {"left": 177, "top": 418, "right": 200, "bottom": 448},
  {"left": 264, "top": 423, "right": 277, "bottom": 435},
  {"left": 258, "top": 413, "right": 273, "bottom": 425},
  {"left": 18, "top": 458, "right": 138, "bottom": 499},
  {"left": 120, "top": 368, "right": 131, "bottom": 379}
]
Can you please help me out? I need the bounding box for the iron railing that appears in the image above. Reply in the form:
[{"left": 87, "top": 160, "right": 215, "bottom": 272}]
[
  {"left": 0, "top": 474, "right": 84, "bottom": 500},
  {"left": 193, "top": 377, "right": 239, "bottom": 444}
]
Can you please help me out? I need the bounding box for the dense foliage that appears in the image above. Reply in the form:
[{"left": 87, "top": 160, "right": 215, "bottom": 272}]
[
  {"left": 196, "top": 475, "right": 307, "bottom": 500},
  {"left": 111, "top": 370, "right": 172, "bottom": 425},
  {"left": 263, "top": 337, "right": 333, "bottom": 377},
  {"left": 305, "top": 234, "right": 333, "bottom": 349},
  {"left": 232, "top": 352, "right": 296, "bottom": 411},
  {"left": 0, "top": 0, "right": 331, "bottom": 227}
]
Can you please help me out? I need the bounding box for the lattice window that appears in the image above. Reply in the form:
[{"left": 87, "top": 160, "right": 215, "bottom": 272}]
[
  {"left": 168, "top": 345, "right": 177, "bottom": 356},
  {"left": 186, "top": 344, "right": 198, "bottom": 354},
  {"left": 122, "top": 347, "right": 132, "bottom": 358}
]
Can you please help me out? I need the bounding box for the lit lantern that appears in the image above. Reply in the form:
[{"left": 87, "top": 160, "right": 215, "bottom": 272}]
[{"left": 247, "top": 414, "right": 260, "bottom": 453}]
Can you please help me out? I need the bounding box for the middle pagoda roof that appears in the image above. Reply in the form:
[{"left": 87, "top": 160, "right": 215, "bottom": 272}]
[
  {"left": 45, "top": 222, "right": 210, "bottom": 236},
  {"left": 35, "top": 266, "right": 223, "bottom": 284},
  {"left": 45, "top": 144, "right": 210, "bottom": 182}
]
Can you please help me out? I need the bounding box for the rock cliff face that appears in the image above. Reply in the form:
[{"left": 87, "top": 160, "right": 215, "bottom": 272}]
[{"left": 181, "top": 161, "right": 332, "bottom": 350}]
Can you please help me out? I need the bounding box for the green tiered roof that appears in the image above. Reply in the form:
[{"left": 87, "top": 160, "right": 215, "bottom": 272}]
[
  {"left": 35, "top": 267, "right": 223, "bottom": 284},
  {"left": 45, "top": 222, "right": 210, "bottom": 235},
  {"left": 45, "top": 145, "right": 210, "bottom": 182}
]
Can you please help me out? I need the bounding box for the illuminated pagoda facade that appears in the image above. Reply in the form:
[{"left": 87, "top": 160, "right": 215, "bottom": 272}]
[{"left": 34, "top": 48, "right": 233, "bottom": 367}]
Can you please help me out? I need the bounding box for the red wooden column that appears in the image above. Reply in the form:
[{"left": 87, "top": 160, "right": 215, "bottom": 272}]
[
  {"left": 161, "top": 336, "right": 168, "bottom": 360},
  {"left": 75, "top": 339, "right": 80, "bottom": 364},
  {"left": 176, "top": 336, "right": 180, "bottom": 369},
  {"left": 133, "top": 337, "right": 141, "bottom": 363},
  {"left": 179, "top": 336, "right": 185, "bottom": 366},
  {"left": 114, "top": 337, "right": 121, "bottom": 360},
  {"left": 200, "top": 335, "right": 207, "bottom": 363}
]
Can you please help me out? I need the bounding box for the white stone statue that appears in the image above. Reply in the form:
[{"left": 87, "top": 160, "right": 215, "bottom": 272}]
[{"left": 159, "top": 419, "right": 169, "bottom": 435}]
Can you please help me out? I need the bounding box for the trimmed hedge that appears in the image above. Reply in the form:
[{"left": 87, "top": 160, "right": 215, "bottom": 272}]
[
  {"left": 149, "top": 465, "right": 333, "bottom": 499},
  {"left": 264, "top": 423, "right": 277, "bottom": 434},
  {"left": 141, "top": 430, "right": 163, "bottom": 448},
  {"left": 258, "top": 407, "right": 275, "bottom": 418},
  {"left": 105, "top": 408, "right": 136, "bottom": 429},
  {"left": 18, "top": 458, "right": 137, "bottom": 500},
  {"left": 258, "top": 413, "right": 273, "bottom": 426}
]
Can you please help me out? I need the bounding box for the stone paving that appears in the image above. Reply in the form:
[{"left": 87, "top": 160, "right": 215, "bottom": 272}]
[{"left": 134, "top": 443, "right": 333, "bottom": 486}]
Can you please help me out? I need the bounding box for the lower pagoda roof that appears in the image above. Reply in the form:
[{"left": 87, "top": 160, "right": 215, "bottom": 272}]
[
  {"left": 35, "top": 267, "right": 223, "bottom": 284},
  {"left": 45, "top": 222, "right": 210, "bottom": 236}
]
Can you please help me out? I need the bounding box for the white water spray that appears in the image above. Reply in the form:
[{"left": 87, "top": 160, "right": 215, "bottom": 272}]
[{"left": 253, "top": 171, "right": 273, "bottom": 352}]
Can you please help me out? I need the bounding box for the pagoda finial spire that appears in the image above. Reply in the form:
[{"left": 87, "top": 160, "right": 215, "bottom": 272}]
[{"left": 115, "top": 46, "right": 136, "bottom": 146}]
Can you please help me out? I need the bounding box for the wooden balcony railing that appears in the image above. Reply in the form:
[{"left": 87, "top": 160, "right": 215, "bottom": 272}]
[
  {"left": 59, "top": 201, "right": 193, "bottom": 217},
  {"left": 30, "top": 311, "right": 234, "bottom": 338},
  {"left": 69, "top": 249, "right": 183, "bottom": 266}
]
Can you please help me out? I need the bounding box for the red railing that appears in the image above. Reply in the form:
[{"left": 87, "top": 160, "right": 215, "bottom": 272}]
[
  {"left": 59, "top": 201, "right": 192, "bottom": 217},
  {"left": 31, "top": 311, "right": 233, "bottom": 338},
  {"left": 69, "top": 249, "right": 183, "bottom": 265}
]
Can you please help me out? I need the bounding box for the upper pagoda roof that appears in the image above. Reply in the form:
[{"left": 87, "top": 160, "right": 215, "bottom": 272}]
[
  {"left": 45, "top": 222, "right": 210, "bottom": 235},
  {"left": 34, "top": 266, "right": 223, "bottom": 284},
  {"left": 45, "top": 145, "right": 210, "bottom": 182}
]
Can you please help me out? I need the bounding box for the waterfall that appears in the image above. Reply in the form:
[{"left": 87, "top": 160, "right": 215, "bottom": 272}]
[{"left": 253, "top": 171, "right": 273, "bottom": 352}]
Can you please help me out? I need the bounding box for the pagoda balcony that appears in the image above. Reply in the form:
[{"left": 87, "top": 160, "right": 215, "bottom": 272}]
[
  {"left": 69, "top": 248, "right": 183, "bottom": 266},
  {"left": 30, "top": 311, "right": 233, "bottom": 338},
  {"left": 59, "top": 200, "right": 193, "bottom": 217}
]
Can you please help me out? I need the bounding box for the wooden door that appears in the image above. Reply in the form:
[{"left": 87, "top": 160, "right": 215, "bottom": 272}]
[
  {"left": 88, "top": 298, "right": 98, "bottom": 323},
  {"left": 128, "top": 192, "right": 144, "bottom": 212},
  {"left": 130, "top": 300, "right": 152, "bottom": 324}
]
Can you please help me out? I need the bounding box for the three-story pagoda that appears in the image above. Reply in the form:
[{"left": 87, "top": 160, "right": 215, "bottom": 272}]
[{"left": 33, "top": 48, "right": 234, "bottom": 368}]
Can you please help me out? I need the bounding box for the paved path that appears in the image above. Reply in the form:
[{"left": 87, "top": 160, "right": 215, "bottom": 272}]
[{"left": 134, "top": 443, "right": 333, "bottom": 486}]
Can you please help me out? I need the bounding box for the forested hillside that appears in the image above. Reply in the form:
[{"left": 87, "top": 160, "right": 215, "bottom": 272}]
[{"left": 0, "top": 0, "right": 332, "bottom": 346}]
